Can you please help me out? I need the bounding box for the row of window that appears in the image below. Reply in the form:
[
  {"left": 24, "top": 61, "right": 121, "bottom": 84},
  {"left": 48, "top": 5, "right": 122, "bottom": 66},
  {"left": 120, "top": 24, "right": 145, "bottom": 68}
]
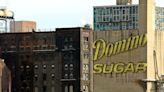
[
  {"left": 94, "top": 22, "right": 138, "bottom": 31},
  {"left": 34, "top": 73, "right": 55, "bottom": 81},
  {"left": 20, "top": 64, "right": 55, "bottom": 69},
  {"left": 94, "top": 6, "right": 138, "bottom": 15},
  {"left": 64, "top": 37, "right": 73, "bottom": 42},
  {"left": 20, "top": 53, "right": 56, "bottom": 60},
  {"left": 113, "top": 8, "right": 130, "bottom": 15},
  {"left": 63, "top": 44, "right": 73, "bottom": 49},
  {"left": 34, "top": 86, "right": 55, "bottom": 92},
  {"left": 64, "top": 64, "right": 74, "bottom": 70},
  {"left": 95, "top": 14, "right": 138, "bottom": 22},
  {"left": 64, "top": 85, "right": 73, "bottom": 92},
  {"left": 2, "top": 45, "right": 56, "bottom": 52},
  {"left": 64, "top": 73, "right": 74, "bottom": 79}
]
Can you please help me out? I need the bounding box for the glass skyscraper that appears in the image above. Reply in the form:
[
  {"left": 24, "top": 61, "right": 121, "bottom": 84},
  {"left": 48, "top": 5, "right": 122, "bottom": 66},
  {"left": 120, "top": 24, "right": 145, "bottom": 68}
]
[{"left": 93, "top": 5, "right": 164, "bottom": 31}]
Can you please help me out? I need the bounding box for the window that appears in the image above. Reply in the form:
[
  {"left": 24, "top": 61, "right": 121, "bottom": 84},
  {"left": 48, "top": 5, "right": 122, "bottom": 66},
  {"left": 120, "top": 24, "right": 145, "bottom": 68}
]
[
  {"left": 43, "top": 65, "right": 46, "bottom": 69},
  {"left": 64, "top": 74, "right": 68, "bottom": 79},
  {"left": 70, "top": 54, "right": 73, "bottom": 60},
  {"left": 64, "top": 38, "right": 68, "bottom": 42},
  {"left": 70, "top": 73, "right": 73, "bottom": 79},
  {"left": 84, "top": 53, "right": 89, "bottom": 59},
  {"left": 69, "top": 85, "right": 73, "bottom": 92},
  {"left": 51, "top": 86, "right": 55, "bottom": 92},
  {"left": 70, "top": 37, "right": 73, "bottom": 42},
  {"left": 34, "top": 65, "right": 38, "bottom": 69},
  {"left": 83, "top": 43, "right": 89, "bottom": 50},
  {"left": 83, "top": 37, "right": 89, "bottom": 50},
  {"left": 83, "top": 64, "right": 89, "bottom": 73},
  {"left": 34, "top": 74, "right": 38, "bottom": 81},
  {"left": 34, "top": 86, "right": 38, "bottom": 92},
  {"left": 83, "top": 85, "right": 89, "bottom": 92},
  {"left": 26, "top": 65, "right": 30, "bottom": 69},
  {"left": 43, "top": 73, "right": 47, "bottom": 80},
  {"left": 123, "top": 10, "right": 125, "bottom": 14},
  {"left": 83, "top": 65, "right": 86, "bottom": 71},
  {"left": 63, "top": 53, "right": 69, "bottom": 59},
  {"left": 51, "top": 74, "right": 55, "bottom": 79},
  {"left": 69, "top": 44, "right": 73, "bottom": 48},
  {"left": 86, "top": 65, "right": 89, "bottom": 71},
  {"left": 26, "top": 55, "right": 30, "bottom": 60},
  {"left": 83, "top": 74, "right": 86, "bottom": 80},
  {"left": 85, "top": 74, "right": 89, "bottom": 80},
  {"left": 83, "top": 73, "right": 89, "bottom": 80},
  {"left": 64, "top": 86, "right": 68, "bottom": 92},
  {"left": 26, "top": 87, "right": 30, "bottom": 92},
  {"left": 43, "top": 86, "right": 47, "bottom": 92},
  {"left": 64, "top": 45, "right": 68, "bottom": 49},
  {"left": 86, "top": 86, "right": 89, "bottom": 92},
  {"left": 70, "top": 64, "right": 73, "bottom": 70},
  {"left": 64, "top": 64, "right": 68, "bottom": 70},
  {"left": 51, "top": 65, "right": 55, "bottom": 69},
  {"left": 83, "top": 86, "right": 86, "bottom": 92},
  {"left": 84, "top": 37, "right": 89, "bottom": 42},
  {"left": 20, "top": 66, "right": 24, "bottom": 69}
]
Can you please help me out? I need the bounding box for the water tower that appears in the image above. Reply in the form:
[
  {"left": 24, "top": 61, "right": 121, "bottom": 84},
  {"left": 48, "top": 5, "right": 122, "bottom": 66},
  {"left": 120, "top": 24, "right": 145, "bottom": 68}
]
[
  {"left": 116, "top": 0, "right": 132, "bottom": 5},
  {"left": 0, "top": 0, "right": 14, "bottom": 33}
]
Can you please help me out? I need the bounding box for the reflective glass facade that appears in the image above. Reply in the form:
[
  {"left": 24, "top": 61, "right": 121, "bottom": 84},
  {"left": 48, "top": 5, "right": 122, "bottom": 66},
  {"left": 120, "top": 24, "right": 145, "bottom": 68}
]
[{"left": 94, "top": 5, "right": 164, "bottom": 31}]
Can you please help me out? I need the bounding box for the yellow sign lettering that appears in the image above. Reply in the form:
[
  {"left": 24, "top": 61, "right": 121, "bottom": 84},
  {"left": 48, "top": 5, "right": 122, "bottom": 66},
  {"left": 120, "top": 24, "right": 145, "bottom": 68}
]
[{"left": 93, "top": 39, "right": 106, "bottom": 61}]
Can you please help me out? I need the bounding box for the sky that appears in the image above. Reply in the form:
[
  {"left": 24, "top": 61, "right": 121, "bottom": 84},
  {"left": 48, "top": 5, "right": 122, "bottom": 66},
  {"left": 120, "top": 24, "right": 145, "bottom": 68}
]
[{"left": 0, "top": 0, "right": 164, "bottom": 29}]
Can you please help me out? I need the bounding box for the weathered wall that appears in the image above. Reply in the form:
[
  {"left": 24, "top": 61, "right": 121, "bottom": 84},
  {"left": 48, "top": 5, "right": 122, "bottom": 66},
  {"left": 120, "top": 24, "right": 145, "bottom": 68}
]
[{"left": 93, "top": 30, "right": 147, "bottom": 92}]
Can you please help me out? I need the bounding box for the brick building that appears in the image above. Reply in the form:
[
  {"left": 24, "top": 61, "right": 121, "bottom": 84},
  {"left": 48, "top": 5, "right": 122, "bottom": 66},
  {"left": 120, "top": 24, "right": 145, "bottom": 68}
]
[
  {"left": 0, "top": 27, "right": 92, "bottom": 92},
  {"left": 56, "top": 27, "right": 92, "bottom": 92}
]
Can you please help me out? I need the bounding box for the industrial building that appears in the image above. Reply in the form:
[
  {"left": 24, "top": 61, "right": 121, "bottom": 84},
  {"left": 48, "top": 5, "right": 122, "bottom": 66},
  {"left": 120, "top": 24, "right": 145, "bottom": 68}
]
[{"left": 92, "top": 0, "right": 164, "bottom": 92}]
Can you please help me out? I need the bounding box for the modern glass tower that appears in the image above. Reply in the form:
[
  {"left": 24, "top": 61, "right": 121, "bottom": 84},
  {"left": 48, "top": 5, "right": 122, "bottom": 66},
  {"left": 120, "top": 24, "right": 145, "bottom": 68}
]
[{"left": 93, "top": 3, "right": 164, "bottom": 31}]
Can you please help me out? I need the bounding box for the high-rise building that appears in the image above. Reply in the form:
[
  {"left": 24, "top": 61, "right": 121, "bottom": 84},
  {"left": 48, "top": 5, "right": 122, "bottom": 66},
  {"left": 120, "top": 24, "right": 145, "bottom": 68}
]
[
  {"left": 10, "top": 21, "right": 36, "bottom": 32},
  {"left": 94, "top": 5, "right": 138, "bottom": 31},
  {"left": 93, "top": 2, "right": 164, "bottom": 31}
]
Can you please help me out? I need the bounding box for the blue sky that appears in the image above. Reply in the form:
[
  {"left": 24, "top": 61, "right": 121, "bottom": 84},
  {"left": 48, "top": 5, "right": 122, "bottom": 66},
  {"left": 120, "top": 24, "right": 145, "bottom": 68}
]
[{"left": 0, "top": 0, "right": 164, "bottom": 29}]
